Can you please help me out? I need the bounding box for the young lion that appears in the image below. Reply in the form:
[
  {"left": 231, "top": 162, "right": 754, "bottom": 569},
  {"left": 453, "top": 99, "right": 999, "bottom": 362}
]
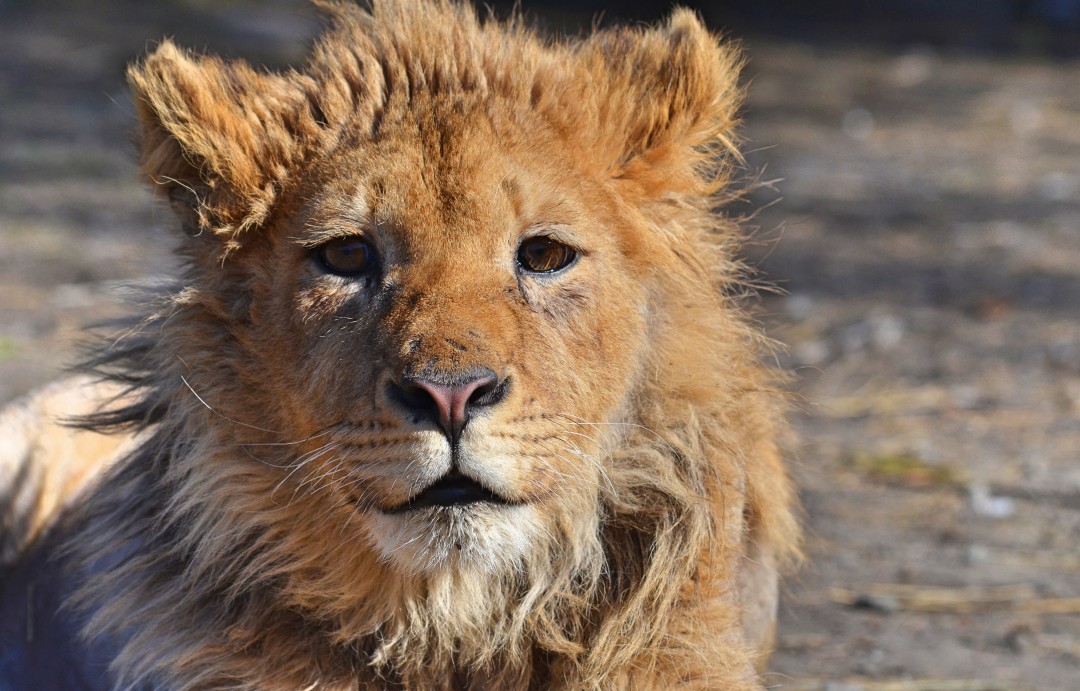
[{"left": 0, "top": 1, "right": 799, "bottom": 688}]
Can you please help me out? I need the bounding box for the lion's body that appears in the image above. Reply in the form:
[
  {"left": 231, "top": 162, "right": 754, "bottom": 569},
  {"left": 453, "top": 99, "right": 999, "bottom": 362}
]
[{"left": 0, "top": 2, "right": 798, "bottom": 689}]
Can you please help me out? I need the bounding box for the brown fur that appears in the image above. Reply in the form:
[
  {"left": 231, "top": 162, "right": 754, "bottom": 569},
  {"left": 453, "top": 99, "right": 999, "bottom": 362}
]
[{"left": 1, "top": 1, "right": 799, "bottom": 688}]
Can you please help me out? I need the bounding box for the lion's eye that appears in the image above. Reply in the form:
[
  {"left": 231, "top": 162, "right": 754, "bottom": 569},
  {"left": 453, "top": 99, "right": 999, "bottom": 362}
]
[
  {"left": 316, "top": 236, "right": 377, "bottom": 277},
  {"left": 517, "top": 236, "right": 577, "bottom": 274}
]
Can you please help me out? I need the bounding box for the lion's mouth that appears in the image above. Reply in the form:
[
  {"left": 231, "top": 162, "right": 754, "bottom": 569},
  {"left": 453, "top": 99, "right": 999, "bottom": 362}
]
[{"left": 386, "top": 471, "right": 511, "bottom": 513}]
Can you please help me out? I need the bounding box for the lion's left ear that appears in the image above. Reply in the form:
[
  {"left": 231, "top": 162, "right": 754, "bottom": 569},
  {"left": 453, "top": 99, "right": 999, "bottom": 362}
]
[
  {"left": 580, "top": 10, "right": 743, "bottom": 196},
  {"left": 128, "top": 41, "right": 308, "bottom": 248}
]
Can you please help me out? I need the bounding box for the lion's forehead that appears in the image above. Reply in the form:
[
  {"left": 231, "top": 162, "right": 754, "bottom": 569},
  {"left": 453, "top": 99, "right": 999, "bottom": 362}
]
[{"left": 303, "top": 107, "right": 594, "bottom": 252}]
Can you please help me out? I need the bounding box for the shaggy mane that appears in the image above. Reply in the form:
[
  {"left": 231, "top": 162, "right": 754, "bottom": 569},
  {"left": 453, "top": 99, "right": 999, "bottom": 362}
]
[{"left": 58, "top": 2, "right": 801, "bottom": 689}]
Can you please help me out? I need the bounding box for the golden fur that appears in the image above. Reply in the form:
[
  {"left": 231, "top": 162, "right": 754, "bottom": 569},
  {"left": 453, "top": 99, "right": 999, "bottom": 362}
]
[
  {"left": 0, "top": 379, "right": 135, "bottom": 569},
  {"left": 0, "top": 1, "right": 798, "bottom": 688}
]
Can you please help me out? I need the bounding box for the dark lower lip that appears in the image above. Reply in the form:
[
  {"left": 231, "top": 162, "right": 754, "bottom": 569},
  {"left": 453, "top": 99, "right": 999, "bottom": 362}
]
[{"left": 386, "top": 472, "right": 511, "bottom": 513}]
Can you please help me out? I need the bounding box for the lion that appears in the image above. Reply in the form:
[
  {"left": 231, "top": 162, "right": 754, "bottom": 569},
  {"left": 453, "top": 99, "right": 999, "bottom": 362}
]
[{"left": 0, "top": 1, "right": 799, "bottom": 688}]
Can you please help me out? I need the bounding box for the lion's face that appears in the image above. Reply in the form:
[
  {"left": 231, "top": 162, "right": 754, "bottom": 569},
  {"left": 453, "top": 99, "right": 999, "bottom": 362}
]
[
  {"left": 233, "top": 97, "right": 650, "bottom": 574},
  {"left": 121, "top": 0, "right": 758, "bottom": 616}
]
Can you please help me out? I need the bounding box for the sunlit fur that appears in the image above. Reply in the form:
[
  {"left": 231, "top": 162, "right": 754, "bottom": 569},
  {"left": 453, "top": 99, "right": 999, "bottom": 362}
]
[{"left": 9, "top": 1, "right": 802, "bottom": 688}]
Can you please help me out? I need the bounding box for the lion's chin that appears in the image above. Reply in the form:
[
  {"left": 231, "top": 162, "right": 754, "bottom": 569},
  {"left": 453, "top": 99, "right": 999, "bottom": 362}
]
[{"left": 365, "top": 502, "right": 541, "bottom": 576}]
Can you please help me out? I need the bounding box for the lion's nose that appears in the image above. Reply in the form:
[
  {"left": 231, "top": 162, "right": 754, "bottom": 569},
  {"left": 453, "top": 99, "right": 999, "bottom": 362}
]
[{"left": 389, "top": 369, "right": 507, "bottom": 443}]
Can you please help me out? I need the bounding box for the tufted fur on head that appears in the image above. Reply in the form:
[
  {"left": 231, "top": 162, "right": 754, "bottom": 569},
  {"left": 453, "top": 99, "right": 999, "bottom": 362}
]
[{"left": 60, "top": 1, "right": 800, "bottom": 689}]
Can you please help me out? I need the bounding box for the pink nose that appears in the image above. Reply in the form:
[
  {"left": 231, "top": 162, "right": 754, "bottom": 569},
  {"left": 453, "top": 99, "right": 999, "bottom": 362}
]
[{"left": 390, "top": 370, "right": 506, "bottom": 443}]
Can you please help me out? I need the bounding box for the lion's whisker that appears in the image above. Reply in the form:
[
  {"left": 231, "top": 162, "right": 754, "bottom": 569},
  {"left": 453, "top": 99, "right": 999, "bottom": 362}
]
[
  {"left": 555, "top": 413, "right": 683, "bottom": 458},
  {"left": 178, "top": 372, "right": 284, "bottom": 436},
  {"left": 237, "top": 426, "right": 336, "bottom": 448},
  {"left": 272, "top": 441, "right": 342, "bottom": 503}
]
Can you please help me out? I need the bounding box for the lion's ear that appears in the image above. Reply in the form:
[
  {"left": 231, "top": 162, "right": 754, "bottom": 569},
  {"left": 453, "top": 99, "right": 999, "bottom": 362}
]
[
  {"left": 582, "top": 10, "right": 743, "bottom": 195},
  {"left": 128, "top": 41, "right": 305, "bottom": 246}
]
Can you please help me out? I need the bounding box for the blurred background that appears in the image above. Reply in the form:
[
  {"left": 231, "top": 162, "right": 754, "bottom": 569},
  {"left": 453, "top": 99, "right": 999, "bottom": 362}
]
[{"left": 1, "top": 1, "right": 1078, "bottom": 688}]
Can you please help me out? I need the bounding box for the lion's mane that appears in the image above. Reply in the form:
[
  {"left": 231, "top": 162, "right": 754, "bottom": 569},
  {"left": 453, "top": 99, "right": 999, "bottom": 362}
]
[{"left": 61, "top": 2, "right": 799, "bottom": 689}]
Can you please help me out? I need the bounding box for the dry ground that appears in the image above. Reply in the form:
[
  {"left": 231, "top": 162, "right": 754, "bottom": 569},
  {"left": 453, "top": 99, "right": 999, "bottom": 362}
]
[{"left": 1, "top": 3, "right": 1078, "bottom": 689}]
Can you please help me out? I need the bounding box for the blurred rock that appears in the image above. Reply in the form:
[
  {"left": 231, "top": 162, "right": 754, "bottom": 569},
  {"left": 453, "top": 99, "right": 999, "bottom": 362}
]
[
  {"left": 969, "top": 483, "right": 1016, "bottom": 518},
  {"left": 794, "top": 339, "right": 831, "bottom": 366},
  {"left": 868, "top": 314, "right": 905, "bottom": 351}
]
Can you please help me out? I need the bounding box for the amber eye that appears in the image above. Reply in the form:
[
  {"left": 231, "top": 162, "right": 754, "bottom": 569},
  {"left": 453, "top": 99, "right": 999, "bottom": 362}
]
[
  {"left": 517, "top": 236, "right": 577, "bottom": 274},
  {"left": 316, "top": 236, "right": 377, "bottom": 277}
]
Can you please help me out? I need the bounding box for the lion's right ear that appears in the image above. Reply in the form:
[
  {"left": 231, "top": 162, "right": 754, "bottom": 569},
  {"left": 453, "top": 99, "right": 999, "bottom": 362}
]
[
  {"left": 573, "top": 10, "right": 744, "bottom": 201},
  {"left": 128, "top": 41, "right": 306, "bottom": 248}
]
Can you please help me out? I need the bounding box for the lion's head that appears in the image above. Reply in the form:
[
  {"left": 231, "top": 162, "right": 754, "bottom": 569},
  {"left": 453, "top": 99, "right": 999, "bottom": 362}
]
[{"left": 76, "top": 2, "right": 798, "bottom": 688}]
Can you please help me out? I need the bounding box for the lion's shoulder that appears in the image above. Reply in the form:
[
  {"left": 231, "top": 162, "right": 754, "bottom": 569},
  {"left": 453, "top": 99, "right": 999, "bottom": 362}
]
[{"left": 0, "top": 378, "right": 133, "bottom": 569}]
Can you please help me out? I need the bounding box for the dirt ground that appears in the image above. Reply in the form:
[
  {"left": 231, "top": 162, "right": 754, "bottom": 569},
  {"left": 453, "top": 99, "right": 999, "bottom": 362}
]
[{"left": 1, "top": 3, "right": 1078, "bottom": 689}]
